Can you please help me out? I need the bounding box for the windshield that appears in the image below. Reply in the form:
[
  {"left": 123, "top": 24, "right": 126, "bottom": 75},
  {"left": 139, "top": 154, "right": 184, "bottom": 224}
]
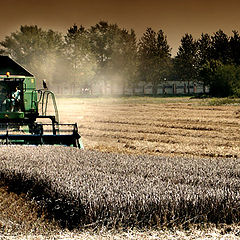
[{"left": 0, "top": 80, "right": 24, "bottom": 112}]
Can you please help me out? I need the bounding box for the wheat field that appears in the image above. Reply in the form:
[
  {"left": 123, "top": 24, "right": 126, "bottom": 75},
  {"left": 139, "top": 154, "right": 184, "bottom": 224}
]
[{"left": 1, "top": 146, "right": 240, "bottom": 231}]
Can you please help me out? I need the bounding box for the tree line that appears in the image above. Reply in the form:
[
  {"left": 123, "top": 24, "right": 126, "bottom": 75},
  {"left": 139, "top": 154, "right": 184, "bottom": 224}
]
[{"left": 1, "top": 22, "right": 240, "bottom": 97}]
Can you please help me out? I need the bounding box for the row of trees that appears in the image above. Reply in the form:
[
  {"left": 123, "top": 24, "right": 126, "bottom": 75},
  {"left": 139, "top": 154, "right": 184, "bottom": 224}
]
[
  {"left": 1, "top": 22, "right": 240, "bottom": 96},
  {"left": 175, "top": 30, "right": 240, "bottom": 96}
]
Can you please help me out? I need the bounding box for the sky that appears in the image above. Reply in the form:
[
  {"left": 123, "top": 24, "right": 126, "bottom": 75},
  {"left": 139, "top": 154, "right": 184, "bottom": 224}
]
[{"left": 1, "top": 0, "right": 240, "bottom": 55}]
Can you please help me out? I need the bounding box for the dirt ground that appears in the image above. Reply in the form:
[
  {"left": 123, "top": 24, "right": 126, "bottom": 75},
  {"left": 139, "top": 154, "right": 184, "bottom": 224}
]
[{"left": 57, "top": 97, "right": 240, "bottom": 159}]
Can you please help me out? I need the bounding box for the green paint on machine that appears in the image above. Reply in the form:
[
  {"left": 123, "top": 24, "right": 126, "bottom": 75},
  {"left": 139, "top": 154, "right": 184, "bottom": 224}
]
[{"left": 0, "top": 56, "right": 83, "bottom": 148}]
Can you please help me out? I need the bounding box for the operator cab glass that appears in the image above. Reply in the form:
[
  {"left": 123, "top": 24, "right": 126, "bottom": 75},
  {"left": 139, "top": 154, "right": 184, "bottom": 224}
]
[{"left": 0, "top": 78, "right": 24, "bottom": 113}]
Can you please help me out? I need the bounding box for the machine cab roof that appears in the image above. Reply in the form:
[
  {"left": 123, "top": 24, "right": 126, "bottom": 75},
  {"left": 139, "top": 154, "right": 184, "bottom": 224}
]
[{"left": 0, "top": 56, "right": 33, "bottom": 77}]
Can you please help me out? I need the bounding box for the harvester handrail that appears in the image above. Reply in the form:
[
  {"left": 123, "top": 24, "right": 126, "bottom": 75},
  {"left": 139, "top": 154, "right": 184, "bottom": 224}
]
[
  {"left": 41, "top": 90, "right": 59, "bottom": 124},
  {"left": 32, "top": 89, "right": 59, "bottom": 124}
]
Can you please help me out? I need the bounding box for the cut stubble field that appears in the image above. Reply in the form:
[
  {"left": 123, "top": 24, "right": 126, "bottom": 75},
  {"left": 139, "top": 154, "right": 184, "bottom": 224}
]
[{"left": 57, "top": 97, "right": 240, "bottom": 159}]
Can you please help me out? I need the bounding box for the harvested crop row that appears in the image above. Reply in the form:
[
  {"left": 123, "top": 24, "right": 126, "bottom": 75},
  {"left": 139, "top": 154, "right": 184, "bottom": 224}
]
[
  {"left": 1, "top": 145, "right": 240, "bottom": 229},
  {"left": 58, "top": 98, "right": 240, "bottom": 158}
]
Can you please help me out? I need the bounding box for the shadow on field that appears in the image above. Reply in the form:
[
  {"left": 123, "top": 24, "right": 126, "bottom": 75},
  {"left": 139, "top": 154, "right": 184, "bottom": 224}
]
[{"left": 1, "top": 172, "right": 85, "bottom": 230}]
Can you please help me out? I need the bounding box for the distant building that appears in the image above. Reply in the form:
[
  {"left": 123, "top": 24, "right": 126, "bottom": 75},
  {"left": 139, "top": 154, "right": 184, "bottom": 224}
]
[
  {"left": 99, "top": 80, "right": 208, "bottom": 96},
  {"left": 141, "top": 81, "right": 208, "bottom": 95},
  {"left": 53, "top": 80, "right": 208, "bottom": 96}
]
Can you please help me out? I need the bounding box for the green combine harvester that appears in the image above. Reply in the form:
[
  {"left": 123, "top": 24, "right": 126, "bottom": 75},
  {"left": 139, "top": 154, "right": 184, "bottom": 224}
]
[{"left": 0, "top": 56, "right": 83, "bottom": 148}]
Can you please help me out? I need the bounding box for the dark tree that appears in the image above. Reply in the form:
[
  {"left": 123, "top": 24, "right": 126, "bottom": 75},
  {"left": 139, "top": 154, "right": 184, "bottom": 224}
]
[
  {"left": 203, "top": 61, "right": 240, "bottom": 97},
  {"left": 229, "top": 30, "right": 240, "bottom": 66},
  {"left": 210, "top": 29, "right": 231, "bottom": 64},
  {"left": 0, "top": 25, "right": 63, "bottom": 83},
  {"left": 89, "top": 21, "right": 120, "bottom": 93},
  {"left": 138, "top": 28, "right": 171, "bottom": 96},
  {"left": 198, "top": 33, "right": 212, "bottom": 66},
  {"left": 64, "top": 24, "right": 95, "bottom": 88},
  {"left": 174, "top": 34, "right": 198, "bottom": 93},
  {"left": 89, "top": 21, "right": 140, "bottom": 94},
  {"left": 112, "top": 29, "right": 138, "bottom": 94},
  {"left": 196, "top": 33, "right": 212, "bottom": 92}
]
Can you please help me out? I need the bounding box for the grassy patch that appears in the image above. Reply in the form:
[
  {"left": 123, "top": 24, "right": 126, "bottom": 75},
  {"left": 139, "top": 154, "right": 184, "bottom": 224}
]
[{"left": 204, "top": 98, "right": 240, "bottom": 106}]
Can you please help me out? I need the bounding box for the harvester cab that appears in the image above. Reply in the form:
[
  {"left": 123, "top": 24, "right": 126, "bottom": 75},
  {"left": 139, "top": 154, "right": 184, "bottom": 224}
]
[{"left": 0, "top": 56, "right": 83, "bottom": 148}]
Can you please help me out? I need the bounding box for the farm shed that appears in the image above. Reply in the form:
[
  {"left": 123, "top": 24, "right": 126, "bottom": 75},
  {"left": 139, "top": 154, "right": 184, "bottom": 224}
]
[{"left": 53, "top": 80, "right": 208, "bottom": 96}]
